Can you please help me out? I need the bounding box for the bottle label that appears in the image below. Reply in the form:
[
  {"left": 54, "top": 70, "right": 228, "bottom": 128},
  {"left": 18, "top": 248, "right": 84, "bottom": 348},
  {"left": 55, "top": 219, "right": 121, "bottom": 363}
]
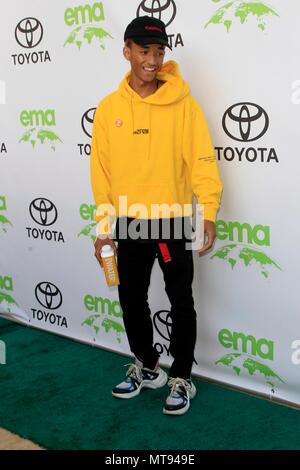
[{"left": 103, "top": 255, "right": 119, "bottom": 286}]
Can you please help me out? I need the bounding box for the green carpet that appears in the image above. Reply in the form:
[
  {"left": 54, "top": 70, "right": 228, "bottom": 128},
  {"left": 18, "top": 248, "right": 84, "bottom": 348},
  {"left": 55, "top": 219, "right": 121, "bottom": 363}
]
[{"left": 0, "top": 318, "right": 299, "bottom": 450}]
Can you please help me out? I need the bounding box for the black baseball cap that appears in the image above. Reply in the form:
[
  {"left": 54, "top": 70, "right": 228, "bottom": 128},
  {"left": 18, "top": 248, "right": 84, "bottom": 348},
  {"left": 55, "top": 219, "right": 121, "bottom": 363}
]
[{"left": 124, "top": 16, "right": 171, "bottom": 49}]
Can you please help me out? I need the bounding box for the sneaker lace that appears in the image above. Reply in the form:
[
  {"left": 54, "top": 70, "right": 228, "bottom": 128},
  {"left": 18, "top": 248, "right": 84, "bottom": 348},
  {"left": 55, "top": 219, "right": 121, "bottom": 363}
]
[
  {"left": 168, "top": 377, "right": 190, "bottom": 395},
  {"left": 124, "top": 363, "right": 143, "bottom": 382}
]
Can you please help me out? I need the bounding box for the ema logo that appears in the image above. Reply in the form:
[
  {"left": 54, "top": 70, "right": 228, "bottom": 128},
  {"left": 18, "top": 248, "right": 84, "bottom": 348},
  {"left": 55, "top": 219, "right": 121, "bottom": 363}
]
[
  {"left": 210, "top": 220, "right": 281, "bottom": 278},
  {"left": 18, "top": 109, "right": 62, "bottom": 151},
  {"left": 63, "top": 1, "right": 113, "bottom": 50},
  {"left": 26, "top": 198, "right": 65, "bottom": 243},
  {"left": 205, "top": 0, "right": 279, "bottom": 32},
  {"left": 0, "top": 196, "right": 13, "bottom": 235},
  {"left": 78, "top": 203, "right": 97, "bottom": 242},
  {"left": 216, "top": 328, "right": 284, "bottom": 393},
  {"left": 12, "top": 17, "right": 51, "bottom": 65},
  {"left": 82, "top": 294, "right": 125, "bottom": 343},
  {"left": 32, "top": 281, "right": 68, "bottom": 328},
  {"left": 137, "top": 0, "right": 183, "bottom": 49},
  {"left": 216, "top": 102, "right": 279, "bottom": 163},
  {"left": 78, "top": 107, "right": 96, "bottom": 156}
]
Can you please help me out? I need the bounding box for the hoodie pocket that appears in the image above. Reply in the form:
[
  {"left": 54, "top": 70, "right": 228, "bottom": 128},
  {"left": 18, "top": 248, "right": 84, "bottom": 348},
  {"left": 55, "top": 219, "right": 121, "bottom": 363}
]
[{"left": 112, "top": 183, "right": 180, "bottom": 217}]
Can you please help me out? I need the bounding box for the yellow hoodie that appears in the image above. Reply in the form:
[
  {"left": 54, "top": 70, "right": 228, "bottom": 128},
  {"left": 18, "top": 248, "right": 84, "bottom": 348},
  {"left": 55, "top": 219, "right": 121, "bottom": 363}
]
[{"left": 91, "top": 60, "right": 222, "bottom": 233}]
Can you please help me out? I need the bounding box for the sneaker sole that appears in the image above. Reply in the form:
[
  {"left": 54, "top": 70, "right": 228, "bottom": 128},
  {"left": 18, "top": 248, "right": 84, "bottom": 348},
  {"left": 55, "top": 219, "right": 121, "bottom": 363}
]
[
  {"left": 163, "top": 400, "right": 190, "bottom": 416},
  {"left": 112, "top": 369, "right": 168, "bottom": 399},
  {"left": 112, "top": 387, "right": 142, "bottom": 399}
]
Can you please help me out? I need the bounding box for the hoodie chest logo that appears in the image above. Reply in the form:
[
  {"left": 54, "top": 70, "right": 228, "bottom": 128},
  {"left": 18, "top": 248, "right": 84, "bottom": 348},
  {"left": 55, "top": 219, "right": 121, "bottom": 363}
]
[
  {"left": 133, "top": 128, "right": 149, "bottom": 135},
  {"left": 115, "top": 119, "right": 123, "bottom": 127}
]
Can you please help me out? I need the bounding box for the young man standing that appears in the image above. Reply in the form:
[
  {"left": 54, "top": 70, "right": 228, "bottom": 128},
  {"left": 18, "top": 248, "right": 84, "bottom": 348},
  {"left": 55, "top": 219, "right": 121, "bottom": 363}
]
[{"left": 91, "top": 16, "right": 222, "bottom": 415}]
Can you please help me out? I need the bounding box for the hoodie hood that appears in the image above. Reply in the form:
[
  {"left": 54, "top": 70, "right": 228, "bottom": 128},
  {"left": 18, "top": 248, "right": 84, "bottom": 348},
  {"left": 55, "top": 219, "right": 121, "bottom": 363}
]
[{"left": 118, "top": 60, "right": 190, "bottom": 105}]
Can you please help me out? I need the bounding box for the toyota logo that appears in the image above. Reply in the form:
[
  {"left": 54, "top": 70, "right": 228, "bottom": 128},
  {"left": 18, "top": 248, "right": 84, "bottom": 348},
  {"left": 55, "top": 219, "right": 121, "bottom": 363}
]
[
  {"left": 137, "top": 0, "right": 176, "bottom": 27},
  {"left": 15, "top": 17, "right": 43, "bottom": 49},
  {"left": 35, "top": 282, "right": 62, "bottom": 310},
  {"left": 81, "top": 108, "right": 96, "bottom": 138},
  {"left": 29, "top": 198, "right": 58, "bottom": 226},
  {"left": 153, "top": 310, "right": 172, "bottom": 341},
  {"left": 222, "top": 102, "right": 269, "bottom": 142}
]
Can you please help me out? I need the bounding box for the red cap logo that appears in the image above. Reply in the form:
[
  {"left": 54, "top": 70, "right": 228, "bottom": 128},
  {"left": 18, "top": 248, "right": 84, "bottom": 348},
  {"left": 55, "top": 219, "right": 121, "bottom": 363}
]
[{"left": 145, "top": 26, "right": 163, "bottom": 32}]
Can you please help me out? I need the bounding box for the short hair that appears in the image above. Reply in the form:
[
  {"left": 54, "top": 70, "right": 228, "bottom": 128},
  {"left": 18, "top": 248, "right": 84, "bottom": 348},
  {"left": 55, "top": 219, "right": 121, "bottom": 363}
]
[{"left": 125, "top": 39, "right": 133, "bottom": 47}]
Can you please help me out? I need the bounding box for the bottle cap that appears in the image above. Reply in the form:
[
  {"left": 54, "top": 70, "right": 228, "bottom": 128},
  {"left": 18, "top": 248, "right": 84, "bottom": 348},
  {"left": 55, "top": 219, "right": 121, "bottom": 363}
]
[
  {"left": 101, "top": 245, "right": 111, "bottom": 253},
  {"left": 101, "top": 244, "right": 113, "bottom": 257}
]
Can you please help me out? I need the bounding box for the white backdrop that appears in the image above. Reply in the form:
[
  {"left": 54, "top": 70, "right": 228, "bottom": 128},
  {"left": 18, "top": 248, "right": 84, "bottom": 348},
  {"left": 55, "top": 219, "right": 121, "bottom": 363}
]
[{"left": 1, "top": 0, "right": 300, "bottom": 408}]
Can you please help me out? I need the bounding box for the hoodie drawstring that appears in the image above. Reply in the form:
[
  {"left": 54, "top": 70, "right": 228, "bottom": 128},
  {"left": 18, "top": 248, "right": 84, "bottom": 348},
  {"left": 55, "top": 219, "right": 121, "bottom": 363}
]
[
  {"left": 148, "top": 106, "right": 152, "bottom": 160},
  {"left": 130, "top": 95, "right": 134, "bottom": 135}
]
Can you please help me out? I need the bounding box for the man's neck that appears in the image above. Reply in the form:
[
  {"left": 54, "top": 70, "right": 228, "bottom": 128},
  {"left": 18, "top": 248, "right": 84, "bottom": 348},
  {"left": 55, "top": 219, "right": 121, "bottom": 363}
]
[{"left": 129, "top": 76, "right": 159, "bottom": 98}]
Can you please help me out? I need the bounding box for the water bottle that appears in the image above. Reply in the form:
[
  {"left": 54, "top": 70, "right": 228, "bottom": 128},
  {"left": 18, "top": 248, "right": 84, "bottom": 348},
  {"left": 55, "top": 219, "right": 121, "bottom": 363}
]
[{"left": 100, "top": 244, "right": 119, "bottom": 287}]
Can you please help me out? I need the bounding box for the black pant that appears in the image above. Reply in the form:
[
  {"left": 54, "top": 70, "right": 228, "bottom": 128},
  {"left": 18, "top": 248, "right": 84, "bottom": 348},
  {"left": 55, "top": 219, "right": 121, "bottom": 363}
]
[{"left": 117, "top": 238, "right": 197, "bottom": 379}]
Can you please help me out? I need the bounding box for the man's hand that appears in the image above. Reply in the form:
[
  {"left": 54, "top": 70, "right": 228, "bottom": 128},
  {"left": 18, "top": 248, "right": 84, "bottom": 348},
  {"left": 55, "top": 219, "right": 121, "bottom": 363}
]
[
  {"left": 198, "top": 220, "right": 216, "bottom": 255},
  {"left": 94, "top": 236, "right": 118, "bottom": 268}
]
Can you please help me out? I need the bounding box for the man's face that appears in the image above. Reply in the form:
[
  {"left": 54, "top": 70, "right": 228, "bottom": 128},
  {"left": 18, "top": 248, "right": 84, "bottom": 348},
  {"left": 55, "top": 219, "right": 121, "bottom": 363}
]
[{"left": 123, "top": 42, "right": 166, "bottom": 83}]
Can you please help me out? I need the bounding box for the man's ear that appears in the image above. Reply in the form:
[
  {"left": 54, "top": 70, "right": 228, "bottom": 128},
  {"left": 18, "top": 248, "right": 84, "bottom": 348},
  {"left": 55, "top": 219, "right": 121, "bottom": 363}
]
[{"left": 123, "top": 45, "right": 131, "bottom": 61}]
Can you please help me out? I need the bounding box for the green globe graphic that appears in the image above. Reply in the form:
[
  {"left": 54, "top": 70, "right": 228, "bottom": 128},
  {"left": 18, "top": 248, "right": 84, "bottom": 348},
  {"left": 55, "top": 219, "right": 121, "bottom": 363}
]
[
  {"left": 206, "top": 0, "right": 279, "bottom": 32},
  {"left": 82, "top": 314, "right": 125, "bottom": 344},
  {"left": 0, "top": 214, "right": 13, "bottom": 234},
  {"left": 0, "top": 292, "right": 17, "bottom": 313},
  {"left": 210, "top": 244, "right": 281, "bottom": 278},
  {"left": 215, "top": 352, "right": 284, "bottom": 389},
  {"left": 64, "top": 25, "right": 113, "bottom": 50},
  {"left": 19, "top": 128, "right": 62, "bottom": 151},
  {"left": 78, "top": 222, "right": 97, "bottom": 243}
]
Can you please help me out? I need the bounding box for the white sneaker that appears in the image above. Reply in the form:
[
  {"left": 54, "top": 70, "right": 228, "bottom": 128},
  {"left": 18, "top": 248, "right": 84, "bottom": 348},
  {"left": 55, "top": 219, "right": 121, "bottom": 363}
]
[
  {"left": 112, "top": 363, "right": 168, "bottom": 399},
  {"left": 163, "top": 377, "right": 197, "bottom": 415}
]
